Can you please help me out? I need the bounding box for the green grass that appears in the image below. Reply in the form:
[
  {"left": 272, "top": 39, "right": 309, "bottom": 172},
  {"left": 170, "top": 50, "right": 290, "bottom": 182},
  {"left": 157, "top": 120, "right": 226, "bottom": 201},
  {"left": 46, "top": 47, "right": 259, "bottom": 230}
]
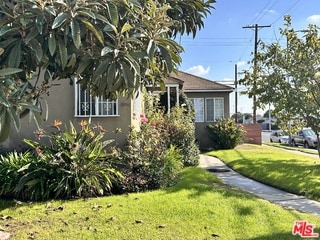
[
  {"left": 1, "top": 167, "right": 319, "bottom": 239},
  {"left": 208, "top": 144, "right": 320, "bottom": 200},
  {"left": 264, "top": 142, "right": 318, "bottom": 155}
]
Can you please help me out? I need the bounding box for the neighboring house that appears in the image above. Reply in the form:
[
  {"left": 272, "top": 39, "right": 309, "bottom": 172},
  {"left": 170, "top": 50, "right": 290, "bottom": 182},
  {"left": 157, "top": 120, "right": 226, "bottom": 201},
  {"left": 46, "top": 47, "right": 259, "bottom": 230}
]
[{"left": 3, "top": 71, "right": 233, "bottom": 151}]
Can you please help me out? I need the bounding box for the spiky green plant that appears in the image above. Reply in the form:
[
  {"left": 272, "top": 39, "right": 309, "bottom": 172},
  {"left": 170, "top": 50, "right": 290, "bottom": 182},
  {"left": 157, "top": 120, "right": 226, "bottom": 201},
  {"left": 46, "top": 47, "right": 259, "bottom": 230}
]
[{"left": 1, "top": 121, "right": 123, "bottom": 201}]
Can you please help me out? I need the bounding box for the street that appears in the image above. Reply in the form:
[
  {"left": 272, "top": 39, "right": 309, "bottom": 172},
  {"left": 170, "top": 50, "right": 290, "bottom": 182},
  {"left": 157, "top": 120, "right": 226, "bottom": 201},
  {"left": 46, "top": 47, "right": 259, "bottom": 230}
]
[{"left": 261, "top": 131, "right": 318, "bottom": 156}]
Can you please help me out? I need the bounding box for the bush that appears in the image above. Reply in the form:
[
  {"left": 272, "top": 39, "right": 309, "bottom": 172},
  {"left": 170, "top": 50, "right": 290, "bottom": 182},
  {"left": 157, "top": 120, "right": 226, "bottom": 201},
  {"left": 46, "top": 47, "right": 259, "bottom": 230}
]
[
  {"left": 0, "top": 120, "right": 123, "bottom": 201},
  {"left": 0, "top": 151, "right": 35, "bottom": 199},
  {"left": 206, "top": 118, "right": 246, "bottom": 150},
  {"left": 157, "top": 92, "right": 199, "bottom": 166},
  {"left": 161, "top": 145, "right": 183, "bottom": 187},
  {"left": 119, "top": 129, "right": 183, "bottom": 193},
  {"left": 119, "top": 122, "right": 169, "bottom": 192},
  {"left": 165, "top": 107, "right": 199, "bottom": 166},
  {"left": 118, "top": 105, "right": 198, "bottom": 193}
]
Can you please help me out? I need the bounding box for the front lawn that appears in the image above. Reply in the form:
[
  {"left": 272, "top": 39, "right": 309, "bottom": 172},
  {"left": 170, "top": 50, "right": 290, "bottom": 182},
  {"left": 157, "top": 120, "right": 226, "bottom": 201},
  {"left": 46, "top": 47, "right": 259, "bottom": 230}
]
[
  {"left": 264, "top": 142, "right": 318, "bottom": 155},
  {"left": 0, "top": 167, "right": 319, "bottom": 239},
  {"left": 208, "top": 144, "right": 320, "bottom": 200}
]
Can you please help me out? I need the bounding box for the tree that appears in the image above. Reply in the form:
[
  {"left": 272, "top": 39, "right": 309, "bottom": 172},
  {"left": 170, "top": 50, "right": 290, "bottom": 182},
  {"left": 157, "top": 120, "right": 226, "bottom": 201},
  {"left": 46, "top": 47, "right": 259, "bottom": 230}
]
[
  {"left": 0, "top": 0, "right": 215, "bottom": 141},
  {"left": 263, "top": 109, "right": 275, "bottom": 119},
  {"left": 240, "top": 15, "right": 320, "bottom": 156},
  {"left": 231, "top": 112, "right": 252, "bottom": 123}
]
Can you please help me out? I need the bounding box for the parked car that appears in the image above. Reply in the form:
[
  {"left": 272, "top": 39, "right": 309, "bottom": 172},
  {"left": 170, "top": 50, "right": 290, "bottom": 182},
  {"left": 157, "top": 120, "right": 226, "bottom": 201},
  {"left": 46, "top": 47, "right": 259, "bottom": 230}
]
[
  {"left": 279, "top": 135, "right": 289, "bottom": 144},
  {"left": 270, "top": 130, "right": 288, "bottom": 144},
  {"left": 291, "top": 128, "right": 318, "bottom": 148}
]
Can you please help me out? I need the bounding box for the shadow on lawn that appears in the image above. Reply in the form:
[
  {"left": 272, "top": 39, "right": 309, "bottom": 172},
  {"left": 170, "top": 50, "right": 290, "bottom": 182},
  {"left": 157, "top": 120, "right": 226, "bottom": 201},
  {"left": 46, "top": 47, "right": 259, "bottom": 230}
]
[
  {"left": 0, "top": 198, "right": 17, "bottom": 211},
  {"left": 213, "top": 149, "right": 320, "bottom": 201},
  {"left": 165, "top": 166, "right": 258, "bottom": 201}
]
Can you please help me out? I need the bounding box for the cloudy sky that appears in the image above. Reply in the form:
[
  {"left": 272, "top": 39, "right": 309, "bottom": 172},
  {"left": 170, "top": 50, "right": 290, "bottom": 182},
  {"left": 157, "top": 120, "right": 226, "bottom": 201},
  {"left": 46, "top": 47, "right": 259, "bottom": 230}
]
[{"left": 178, "top": 0, "right": 320, "bottom": 115}]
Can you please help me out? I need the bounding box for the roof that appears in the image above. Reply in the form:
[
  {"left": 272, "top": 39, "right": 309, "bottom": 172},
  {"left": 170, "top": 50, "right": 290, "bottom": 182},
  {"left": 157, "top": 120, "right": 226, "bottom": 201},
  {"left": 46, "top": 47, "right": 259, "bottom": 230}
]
[
  {"left": 168, "top": 71, "right": 234, "bottom": 92},
  {"left": 164, "top": 76, "right": 184, "bottom": 85}
]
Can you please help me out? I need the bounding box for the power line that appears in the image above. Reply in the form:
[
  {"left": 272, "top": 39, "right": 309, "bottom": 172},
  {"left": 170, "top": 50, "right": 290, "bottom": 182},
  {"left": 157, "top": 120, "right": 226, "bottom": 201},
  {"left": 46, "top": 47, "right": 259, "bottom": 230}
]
[
  {"left": 181, "top": 37, "right": 276, "bottom": 41},
  {"left": 242, "top": 24, "right": 271, "bottom": 124},
  {"left": 250, "top": 0, "right": 277, "bottom": 25},
  {"left": 181, "top": 42, "right": 252, "bottom": 47},
  {"left": 271, "top": 0, "right": 301, "bottom": 25},
  {"left": 237, "top": 32, "right": 254, "bottom": 62},
  {"left": 256, "top": 0, "right": 279, "bottom": 24},
  {"left": 180, "top": 36, "right": 278, "bottom": 47},
  {"left": 250, "top": 0, "right": 272, "bottom": 24}
]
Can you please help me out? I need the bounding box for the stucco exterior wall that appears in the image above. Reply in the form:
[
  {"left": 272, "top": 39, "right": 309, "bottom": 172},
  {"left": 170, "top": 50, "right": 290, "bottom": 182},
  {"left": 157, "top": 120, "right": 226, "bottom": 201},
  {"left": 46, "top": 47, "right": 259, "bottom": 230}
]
[
  {"left": 4, "top": 80, "right": 136, "bottom": 151},
  {"left": 185, "top": 91, "right": 231, "bottom": 150},
  {"left": 2, "top": 72, "right": 233, "bottom": 152}
]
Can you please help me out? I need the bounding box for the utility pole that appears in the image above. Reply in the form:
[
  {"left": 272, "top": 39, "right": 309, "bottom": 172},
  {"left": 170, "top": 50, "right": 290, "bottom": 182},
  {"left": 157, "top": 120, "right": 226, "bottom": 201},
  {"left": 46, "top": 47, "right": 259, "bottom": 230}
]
[
  {"left": 242, "top": 24, "right": 270, "bottom": 124},
  {"left": 235, "top": 64, "right": 238, "bottom": 123}
]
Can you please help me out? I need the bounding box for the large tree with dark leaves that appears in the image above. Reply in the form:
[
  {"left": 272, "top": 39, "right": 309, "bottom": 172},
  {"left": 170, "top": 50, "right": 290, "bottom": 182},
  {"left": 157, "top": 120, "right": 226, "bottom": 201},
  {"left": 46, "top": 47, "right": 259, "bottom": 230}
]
[{"left": 0, "top": 0, "right": 215, "bottom": 141}]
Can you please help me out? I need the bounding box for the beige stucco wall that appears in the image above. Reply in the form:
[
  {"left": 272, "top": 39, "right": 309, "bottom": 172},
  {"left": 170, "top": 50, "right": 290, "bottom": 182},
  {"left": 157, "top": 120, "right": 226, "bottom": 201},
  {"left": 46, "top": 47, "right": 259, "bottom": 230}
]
[
  {"left": 4, "top": 80, "right": 139, "bottom": 151},
  {"left": 2, "top": 78, "right": 231, "bottom": 152},
  {"left": 185, "top": 91, "right": 231, "bottom": 150}
]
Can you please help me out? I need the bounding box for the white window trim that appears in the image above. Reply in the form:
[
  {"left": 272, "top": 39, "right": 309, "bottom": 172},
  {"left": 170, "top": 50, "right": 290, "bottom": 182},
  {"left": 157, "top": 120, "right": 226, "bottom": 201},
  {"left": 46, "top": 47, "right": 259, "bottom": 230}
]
[
  {"left": 74, "top": 83, "right": 119, "bottom": 117},
  {"left": 190, "top": 98, "right": 204, "bottom": 122}
]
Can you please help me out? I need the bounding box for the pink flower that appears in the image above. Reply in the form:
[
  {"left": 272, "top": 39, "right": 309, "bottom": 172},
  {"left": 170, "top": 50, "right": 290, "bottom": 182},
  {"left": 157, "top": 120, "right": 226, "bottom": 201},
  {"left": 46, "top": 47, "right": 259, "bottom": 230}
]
[
  {"left": 140, "top": 113, "right": 148, "bottom": 123},
  {"left": 151, "top": 121, "right": 156, "bottom": 126},
  {"left": 141, "top": 117, "right": 148, "bottom": 123}
]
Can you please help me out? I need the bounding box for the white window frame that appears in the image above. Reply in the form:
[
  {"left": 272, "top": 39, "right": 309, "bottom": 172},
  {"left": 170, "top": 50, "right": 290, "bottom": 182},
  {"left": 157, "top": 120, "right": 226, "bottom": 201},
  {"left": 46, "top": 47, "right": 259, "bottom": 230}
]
[
  {"left": 74, "top": 83, "right": 119, "bottom": 117},
  {"left": 190, "top": 98, "right": 204, "bottom": 122},
  {"left": 205, "top": 97, "right": 224, "bottom": 122}
]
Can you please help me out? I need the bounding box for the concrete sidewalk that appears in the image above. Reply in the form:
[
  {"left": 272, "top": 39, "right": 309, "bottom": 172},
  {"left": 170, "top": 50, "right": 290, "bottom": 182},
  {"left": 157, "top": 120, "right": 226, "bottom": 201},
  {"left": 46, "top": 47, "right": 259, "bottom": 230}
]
[{"left": 199, "top": 154, "right": 320, "bottom": 216}]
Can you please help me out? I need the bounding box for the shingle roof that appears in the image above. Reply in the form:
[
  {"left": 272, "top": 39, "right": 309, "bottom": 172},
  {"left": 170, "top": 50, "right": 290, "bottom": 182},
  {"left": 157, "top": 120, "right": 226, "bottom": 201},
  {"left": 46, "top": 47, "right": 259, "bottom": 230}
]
[{"left": 169, "top": 71, "right": 234, "bottom": 92}]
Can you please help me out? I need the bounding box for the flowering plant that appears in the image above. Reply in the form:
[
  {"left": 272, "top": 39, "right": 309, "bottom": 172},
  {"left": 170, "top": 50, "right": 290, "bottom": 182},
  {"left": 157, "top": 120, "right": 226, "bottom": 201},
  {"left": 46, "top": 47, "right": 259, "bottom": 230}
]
[
  {"left": 140, "top": 114, "right": 148, "bottom": 123},
  {"left": 19, "top": 120, "right": 123, "bottom": 200}
]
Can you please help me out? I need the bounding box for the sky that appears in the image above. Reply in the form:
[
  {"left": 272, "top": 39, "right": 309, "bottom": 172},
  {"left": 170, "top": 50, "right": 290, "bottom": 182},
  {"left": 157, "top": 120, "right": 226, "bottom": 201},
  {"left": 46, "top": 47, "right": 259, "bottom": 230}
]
[{"left": 178, "top": 0, "right": 320, "bottom": 116}]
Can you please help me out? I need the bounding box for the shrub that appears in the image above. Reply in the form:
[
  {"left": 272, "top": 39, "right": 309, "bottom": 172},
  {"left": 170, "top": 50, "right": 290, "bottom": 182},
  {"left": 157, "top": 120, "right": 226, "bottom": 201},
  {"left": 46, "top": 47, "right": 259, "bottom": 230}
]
[
  {"left": 119, "top": 122, "right": 169, "bottom": 192},
  {"left": 119, "top": 132, "right": 183, "bottom": 193},
  {"left": 116, "top": 90, "right": 199, "bottom": 193},
  {"left": 0, "top": 120, "right": 123, "bottom": 201},
  {"left": 161, "top": 145, "right": 183, "bottom": 187},
  {"left": 165, "top": 107, "right": 199, "bottom": 166},
  {"left": 206, "top": 118, "right": 246, "bottom": 150},
  {"left": 0, "top": 151, "right": 35, "bottom": 199},
  {"left": 119, "top": 105, "right": 198, "bottom": 192},
  {"left": 12, "top": 155, "right": 56, "bottom": 201},
  {"left": 156, "top": 92, "right": 199, "bottom": 166}
]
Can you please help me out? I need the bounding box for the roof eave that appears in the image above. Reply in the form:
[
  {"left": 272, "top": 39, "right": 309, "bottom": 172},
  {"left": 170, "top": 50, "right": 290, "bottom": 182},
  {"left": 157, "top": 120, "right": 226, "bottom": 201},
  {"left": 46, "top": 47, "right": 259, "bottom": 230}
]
[{"left": 184, "top": 89, "right": 234, "bottom": 93}]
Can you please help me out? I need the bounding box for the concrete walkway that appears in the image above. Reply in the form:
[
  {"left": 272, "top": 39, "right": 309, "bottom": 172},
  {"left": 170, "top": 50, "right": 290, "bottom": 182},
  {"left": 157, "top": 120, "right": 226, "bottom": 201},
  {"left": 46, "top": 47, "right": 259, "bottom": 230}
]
[{"left": 199, "top": 154, "right": 320, "bottom": 216}]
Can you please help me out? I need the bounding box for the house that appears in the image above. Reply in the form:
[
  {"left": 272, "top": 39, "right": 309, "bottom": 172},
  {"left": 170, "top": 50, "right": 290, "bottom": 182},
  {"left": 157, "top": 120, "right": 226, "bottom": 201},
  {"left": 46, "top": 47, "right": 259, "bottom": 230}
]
[
  {"left": 3, "top": 71, "right": 233, "bottom": 151},
  {"left": 5, "top": 81, "right": 142, "bottom": 151},
  {"left": 168, "top": 71, "right": 234, "bottom": 150}
]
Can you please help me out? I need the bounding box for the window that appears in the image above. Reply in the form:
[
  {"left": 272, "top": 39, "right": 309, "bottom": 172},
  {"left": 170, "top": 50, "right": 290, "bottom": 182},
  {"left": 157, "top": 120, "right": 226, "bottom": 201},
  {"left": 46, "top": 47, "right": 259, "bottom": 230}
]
[
  {"left": 75, "top": 84, "right": 118, "bottom": 117},
  {"left": 190, "top": 98, "right": 204, "bottom": 122},
  {"left": 206, "top": 98, "right": 224, "bottom": 122}
]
